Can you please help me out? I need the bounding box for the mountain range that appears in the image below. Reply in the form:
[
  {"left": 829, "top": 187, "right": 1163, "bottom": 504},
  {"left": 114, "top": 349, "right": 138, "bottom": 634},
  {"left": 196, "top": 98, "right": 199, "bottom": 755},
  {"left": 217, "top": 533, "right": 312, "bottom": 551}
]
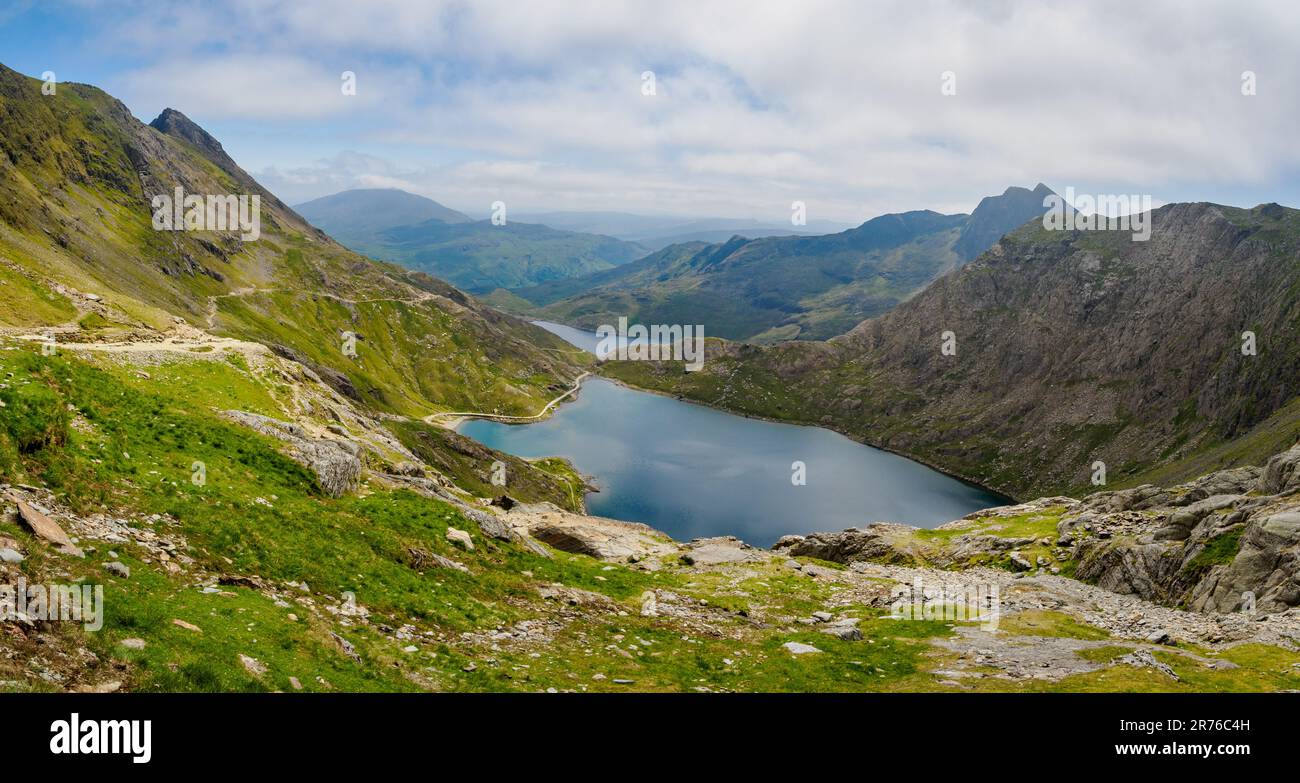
[
  {"left": 295, "top": 189, "right": 651, "bottom": 293},
  {"left": 508, "top": 184, "right": 1058, "bottom": 341},
  {"left": 511, "top": 210, "right": 854, "bottom": 249}
]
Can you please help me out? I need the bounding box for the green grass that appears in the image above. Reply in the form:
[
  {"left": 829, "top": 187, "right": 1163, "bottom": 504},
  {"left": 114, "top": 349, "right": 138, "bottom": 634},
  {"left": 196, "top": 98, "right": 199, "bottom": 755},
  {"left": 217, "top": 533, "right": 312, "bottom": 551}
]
[
  {"left": 1186, "top": 528, "right": 1245, "bottom": 574},
  {"left": 915, "top": 507, "right": 1065, "bottom": 542},
  {"left": 999, "top": 610, "right": 1110, "bottom": 640},
  {"left": 390, "top": 420, "right": 586, "bottom": 512},
  {"left": 0, "top": 263, "right": 75, "bottom": 326}
]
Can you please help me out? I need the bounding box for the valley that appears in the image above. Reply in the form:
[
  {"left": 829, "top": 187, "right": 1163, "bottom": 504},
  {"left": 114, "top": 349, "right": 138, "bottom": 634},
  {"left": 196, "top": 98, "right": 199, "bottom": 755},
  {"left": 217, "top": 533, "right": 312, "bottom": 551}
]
[{"left": 1, "top": 60, "right": 1299, "bottom": 699}]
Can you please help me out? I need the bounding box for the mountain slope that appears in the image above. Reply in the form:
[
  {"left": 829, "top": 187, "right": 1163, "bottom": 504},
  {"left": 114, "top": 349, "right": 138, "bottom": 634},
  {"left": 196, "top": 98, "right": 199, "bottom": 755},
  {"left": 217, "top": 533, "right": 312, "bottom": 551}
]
[
  {"left": 519, "top": 186, "right": 1055, "bottom": 342},
  {"left": 0, "top": 64, "right": 586, "bottom": 419},
  {"left": 602, "top": 201, "right": 1300, "bottom": 499},
  {"left": 366, "top": 218, "right": 650, "bottom": 292}
]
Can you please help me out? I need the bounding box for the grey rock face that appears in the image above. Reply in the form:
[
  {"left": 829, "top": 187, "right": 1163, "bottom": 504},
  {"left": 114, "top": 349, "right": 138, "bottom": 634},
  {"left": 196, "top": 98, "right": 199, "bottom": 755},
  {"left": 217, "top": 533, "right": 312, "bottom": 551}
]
[
  {"left": 223, "top": 411, "right": 362, "bottom": 497},
  {"left": 772, "top": 524, "right": 911, "bottom": 564},
  {"left": 1074, "top": 454, "right": 1300, "bottom": 614},
  {"left": 460, "top": 506, "right": 514, "bottom": 542},
  {"left": 1257, "top": 444, "right": 1300, "bottom": 495},
  {"left": 1188, "top": 511, "right": 1300, "bottom": 613}
]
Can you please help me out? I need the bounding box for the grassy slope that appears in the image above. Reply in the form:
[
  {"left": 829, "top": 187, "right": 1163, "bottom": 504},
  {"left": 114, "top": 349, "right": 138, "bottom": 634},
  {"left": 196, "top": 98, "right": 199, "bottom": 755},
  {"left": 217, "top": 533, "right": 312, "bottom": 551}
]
[
  {"left": 0, "top": 345, "right": 942, "bottom": 692},
  {"left": 0, "top": 64, "right": 587, "bottom": 420}
]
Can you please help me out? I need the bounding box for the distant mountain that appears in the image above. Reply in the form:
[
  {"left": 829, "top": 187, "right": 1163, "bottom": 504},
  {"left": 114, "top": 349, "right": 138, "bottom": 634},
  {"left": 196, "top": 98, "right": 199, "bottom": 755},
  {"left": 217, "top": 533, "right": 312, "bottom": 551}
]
[
  {"left": 513, "top": 211, "right": 853, "bottom": 250},
  {"left": 516, "top": 186, "right": 1056, "bottom": 342},
  {"left": 368, "top": 219, "right": 650, "bottom": 292},
  {"left": 296, "top": 188, "right": 472, "bottom": 237},
  {"left": 296, "top": 190, "right": 650, "bottom": 293},
  {"left": 954, "top": 183, "right": 1056, "bottom": 261}
]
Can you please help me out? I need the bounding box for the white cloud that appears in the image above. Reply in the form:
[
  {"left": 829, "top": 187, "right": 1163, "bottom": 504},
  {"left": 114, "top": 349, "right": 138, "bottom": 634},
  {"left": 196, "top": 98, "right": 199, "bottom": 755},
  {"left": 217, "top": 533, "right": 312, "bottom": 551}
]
[{"left": 85, "top": 0, "right": 1300, "bottom": 220}]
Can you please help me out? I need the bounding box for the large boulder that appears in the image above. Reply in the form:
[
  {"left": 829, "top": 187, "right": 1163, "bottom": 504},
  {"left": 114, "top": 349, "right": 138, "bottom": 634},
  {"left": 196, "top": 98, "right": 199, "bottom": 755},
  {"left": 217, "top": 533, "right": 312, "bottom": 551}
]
[
  {"left": 1257, "top": 444, "right": 1300, "bottom": 496},
  {"left": 8, "top": 494, "right": 83, "bottom": 557},
  {"left": 223, "top": 411, "right": 362, "bottom": 497},
  {"left": 771, "top": 523, "right": 912, "bottom": 564},
  {"left": 513, "top": 505, "right": 674, "bottom": 562},
  {"left": 681, "top": 536, "right": 763, "bottom": 566}
]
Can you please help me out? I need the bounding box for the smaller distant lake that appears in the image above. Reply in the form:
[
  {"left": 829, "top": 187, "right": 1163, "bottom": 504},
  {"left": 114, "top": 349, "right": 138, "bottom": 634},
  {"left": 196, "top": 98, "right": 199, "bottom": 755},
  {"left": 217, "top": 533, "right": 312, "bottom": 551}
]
[{"left": 459, "top": 322, "right": 1007, "bottom": 547}]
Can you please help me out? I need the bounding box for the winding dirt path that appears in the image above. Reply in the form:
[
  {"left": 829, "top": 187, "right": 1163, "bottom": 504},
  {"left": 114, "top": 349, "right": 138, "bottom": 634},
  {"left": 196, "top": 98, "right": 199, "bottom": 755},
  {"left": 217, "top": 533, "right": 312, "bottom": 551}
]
[{"left": 424, "top": 372, "right": 591, "bottom": 428}]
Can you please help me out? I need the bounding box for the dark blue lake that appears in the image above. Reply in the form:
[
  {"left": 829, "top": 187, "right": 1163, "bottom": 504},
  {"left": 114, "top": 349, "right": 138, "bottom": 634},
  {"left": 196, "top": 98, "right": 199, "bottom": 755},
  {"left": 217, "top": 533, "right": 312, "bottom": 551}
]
[{"left": 459, "top": 321, "right": 1006, "bottom": 546}]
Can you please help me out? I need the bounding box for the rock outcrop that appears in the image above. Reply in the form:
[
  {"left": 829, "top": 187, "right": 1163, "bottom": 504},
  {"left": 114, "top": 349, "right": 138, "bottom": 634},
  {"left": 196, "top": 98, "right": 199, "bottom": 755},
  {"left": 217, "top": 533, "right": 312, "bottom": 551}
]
[
  {"left": 773, "top": 523, "right": 914, "bottom": 564},
  {"left": 1068, "top": 456, "right": 1300, "bottom": 612},
  {"left": 772, "top": 443, "right": 1300, "bottom": 617},
  {"left": 509, "top": 503, "right": 676, "bottom": 562},
  {"left": 223, "top": 411, "right": 362, "bottom": 497}
]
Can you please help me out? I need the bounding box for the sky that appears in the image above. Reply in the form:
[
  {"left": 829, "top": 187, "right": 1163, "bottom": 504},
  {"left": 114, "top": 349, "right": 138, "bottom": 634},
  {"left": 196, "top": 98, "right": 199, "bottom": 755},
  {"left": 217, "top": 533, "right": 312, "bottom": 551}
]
[{"left": 2, "top": 0, "right": 1299, "bottom": 224}]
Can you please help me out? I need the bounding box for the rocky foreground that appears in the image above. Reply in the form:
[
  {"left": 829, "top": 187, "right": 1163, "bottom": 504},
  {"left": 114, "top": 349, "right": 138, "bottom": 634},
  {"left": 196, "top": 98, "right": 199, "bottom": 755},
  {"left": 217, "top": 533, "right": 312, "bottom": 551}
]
[{"left": 498, "top": 442, "right": 1300, "bottom": 687}]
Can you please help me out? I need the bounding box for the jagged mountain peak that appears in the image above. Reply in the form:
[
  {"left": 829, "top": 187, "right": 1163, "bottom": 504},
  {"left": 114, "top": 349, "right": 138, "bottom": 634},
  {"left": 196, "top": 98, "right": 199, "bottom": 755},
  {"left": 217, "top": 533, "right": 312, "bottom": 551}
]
[
  {"left": 954, "top": 182, "right": 1058, "bottom": 261},
  {"left": 149, "top": 108, "right": 240, "bottom": 176}
]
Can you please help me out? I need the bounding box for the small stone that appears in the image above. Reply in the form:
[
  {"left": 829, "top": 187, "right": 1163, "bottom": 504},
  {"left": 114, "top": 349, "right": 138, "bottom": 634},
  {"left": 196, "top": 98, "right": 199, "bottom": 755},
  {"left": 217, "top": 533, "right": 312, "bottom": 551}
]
[
  {"left": 118, "top": 638, "right": 146, "bottom": 650},
  {"left": 639, "top": 590, "right": 657, "bottom": 617},
  {"left": 820, "top": 620, "right": 863, "bottom": 641},
  {"left": 446, "top": 527, "right": 474, "bottom": 551},
  {"left": 103, "top": 561, "right": 130, "bottom": 578},
  {"left": 289, "top": 676, "right": 303, "bottom": 690},
  {"left": 172, "top": 619, "right": 202, "bottom": 632},
  {"left": 811, "top": 611, "right": 833, "bottom": 623},
  {"left": 239, "top": 654, "right": 267, "bottom": 677},
  {"left": 782, "top": 641, "right": 822, "bottom": 655},
  {"left": 0, "top": 548, "right": 24, "bottom": 564},
  {"left": 1145, "top": 629, "right": 1172, "bottom": 645}
]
